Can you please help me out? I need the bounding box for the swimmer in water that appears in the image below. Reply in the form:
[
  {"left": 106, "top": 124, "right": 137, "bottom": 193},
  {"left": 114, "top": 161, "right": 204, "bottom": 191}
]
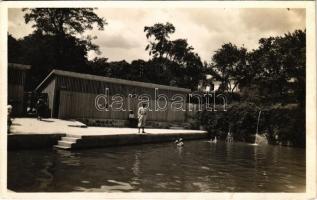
[{"left": 175, "top": 138, "right": 184, "bottom": 146}]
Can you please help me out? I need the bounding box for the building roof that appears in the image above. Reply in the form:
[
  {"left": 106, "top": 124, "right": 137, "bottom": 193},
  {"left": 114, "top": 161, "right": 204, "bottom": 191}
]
[
  {"left": 36, "top": 69, "right": 191, "bottom": 93},
  {"left": 8, "top": 63, "right": 31, "bottom": 70}
]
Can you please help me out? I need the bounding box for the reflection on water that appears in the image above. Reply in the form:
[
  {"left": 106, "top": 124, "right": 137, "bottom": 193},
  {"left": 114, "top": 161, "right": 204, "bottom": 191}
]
[{"left": 8, "top": 141, "right": 305, "bottom": 192}]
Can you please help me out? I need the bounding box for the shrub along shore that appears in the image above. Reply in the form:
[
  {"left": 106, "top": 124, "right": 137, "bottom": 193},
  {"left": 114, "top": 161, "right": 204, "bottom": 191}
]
[{"left": 197, "top": 102, "right": 305, "bottom": 148}]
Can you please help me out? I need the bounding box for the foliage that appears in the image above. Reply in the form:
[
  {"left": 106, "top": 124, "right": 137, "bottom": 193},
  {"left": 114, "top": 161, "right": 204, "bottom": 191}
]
[
  {"left": 23, "top": 8, "right": 107, "bottom": 60},
  {"left": 86, "top": 57, "right": 204, "bottom": 90},
  {"left": 9, "top": 9, "right": 106, "bottom": 89},
  {"left": 9, "top": 19, "right": 205, "bottom": 90},
  {"left": 86, "top": 58, "right": 151, "bottom": 82},
  {"left": 249, "top": 30, "right": 306, "bottom": 106},
  {"left": 199, "top": 30, "right": 306, "bottom": 147},
  {"left": 199, "top": 103, "right": 305, "bottom": 147},
  {"left": 9, "top": 32, "right": 90, "bottom": 90},
  {"left": 208, "top": 43, "right": 248, "bottom": 95},
  {"left": 202, "top": 30, "right": 306, "bottom": 148},
  {"left": 199, "top": 102, "right": 259, "bottom": 141},
  {"left": 144, "top": 22, "right": 206, "bottom": 90},
  {"left": 144, "top": 22, "right": 175, "bottom": 58},
  {"left": 77, "top": 22, "right": 207, "bottom": 90},
  {"left": 208, "top": 30, "right": 305, "bottom": 106},
  {"left": 23, "top": 8, "right": 106, "bottom": 36},
  {"left": 8, "top": 34, "right": 22, "bottom": 63}
]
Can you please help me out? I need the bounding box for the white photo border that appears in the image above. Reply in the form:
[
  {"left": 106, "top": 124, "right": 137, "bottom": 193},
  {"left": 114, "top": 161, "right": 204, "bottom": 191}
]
[{"left": 0, "top": 1, "right": 316, "bottom": 199}]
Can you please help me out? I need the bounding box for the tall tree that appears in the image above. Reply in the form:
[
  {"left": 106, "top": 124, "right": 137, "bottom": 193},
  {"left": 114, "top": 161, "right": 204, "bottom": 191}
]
[
  {"left": 248, "top": 30, "right": 306, "bottom": 105},
  {"left": 209, "top": 43, "right": 248, "bottom": 94},
  {"left": 144, "top": 22, "right": 205, "bottom": 90},
  {"left": 23, "top": 8, "right": 106, "bottom": 36},
  {"left": 23, "top": 8, "right": 107, "bottom": 67},
  {"left": 9, "top": 32, "right": 91, "bottom": 90},
  {"left": 169, "top": 39, "right": 194, "bottom": 64},
  {"left": 9, "top": 9, "right": 107, "bottom": 90},
  {"left": 144, "top": 22, "right": 175, "bottom": 58}
]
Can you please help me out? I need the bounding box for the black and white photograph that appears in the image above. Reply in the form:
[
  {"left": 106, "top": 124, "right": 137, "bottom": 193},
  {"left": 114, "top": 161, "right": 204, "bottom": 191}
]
[{"left": 1, "top": 1, "right": 316, "bottom": 199}]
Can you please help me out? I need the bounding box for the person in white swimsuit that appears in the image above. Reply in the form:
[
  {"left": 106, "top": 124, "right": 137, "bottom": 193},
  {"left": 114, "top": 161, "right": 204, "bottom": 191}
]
[{"left": 137, "top": 103, "right": 148, "bottom": 133}]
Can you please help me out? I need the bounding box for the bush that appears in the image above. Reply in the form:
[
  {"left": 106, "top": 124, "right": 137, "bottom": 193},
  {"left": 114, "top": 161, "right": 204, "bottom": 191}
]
[
  {"left": 263, "top": 106, "right": 305, "bottom": 147},
  {"left": 198, "top": 102, "right": 305, "bottom": 147}
]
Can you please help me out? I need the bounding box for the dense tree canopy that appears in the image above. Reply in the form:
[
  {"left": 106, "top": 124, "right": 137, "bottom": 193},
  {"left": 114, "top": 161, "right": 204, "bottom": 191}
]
[
  {"left": 249, "top": 30, "right": 306, "bottom": 105},
  {"left": 23, "top": 8, "right": 107, "bottom": 62},
  {"left": 144, "top": 22, "right": 175, "bottom": 58},
  {"left": 209, "top": 43, "right": 248, "bottom": 94},
  {"left": 8, "top": 9, "right": 107, "bottom": 89},
  {"left": 143, "top": 22, "right": 206, "bottom": 90},
  {"left": 23, "top": 8, "right": 106, "bottom": 36},
  {"left": 200, "top": 29, "right": 306, "bottom": 147},
  {"left": 208, "top": 30, "right": 305, "bottom": 105}
]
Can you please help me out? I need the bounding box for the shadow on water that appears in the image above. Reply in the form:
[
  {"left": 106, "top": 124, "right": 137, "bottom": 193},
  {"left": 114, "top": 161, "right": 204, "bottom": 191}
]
[{"left": 8, "top": 140, "right": 305, "bottom": 192}]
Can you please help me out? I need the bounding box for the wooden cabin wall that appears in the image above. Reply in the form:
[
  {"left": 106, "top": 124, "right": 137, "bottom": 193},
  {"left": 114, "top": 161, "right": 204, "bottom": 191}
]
[
  {"left": 55, "top": 76, "right": 189, "bottom": 122},
  {"left": 8, "top": 85, "right": 24, "bottom": 116},
  {"left": 8, "top": 68, "right": 26, "bottom": 85},
  {"left": 58, "top": 90, "right": 187, "bottom": 122},
  {"left": 8, "top": 68, "right": 27, "bottom": 116}
]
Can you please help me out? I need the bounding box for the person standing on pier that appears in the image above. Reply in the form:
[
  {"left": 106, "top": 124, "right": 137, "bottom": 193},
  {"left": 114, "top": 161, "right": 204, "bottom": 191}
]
[
  {"left": 36, "top": 97, "right": 45, "bottom": 121},
  {"left": 138, "top": 103, "right": 148, "bottom": 134}
]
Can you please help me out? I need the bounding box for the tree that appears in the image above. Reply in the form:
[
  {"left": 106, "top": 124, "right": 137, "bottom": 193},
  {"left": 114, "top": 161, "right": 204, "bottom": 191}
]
[
  {"left": 23, "top": 8, "right": 106, "bottom": 36},
  {"left": 8, "top": 34, "right": 22, "bottom": 63},
  {"left": 106, "top": 60, "right": 131, "bottom": 79},
  {"left": 248, "top": 30, "right": 306, "bottom": 105},
  {"left": 8, "top": 9, "right": 107, "bottom": 90},
  {"left": 130, "top": 59, "right": 147, "bottom": 81},
  {"left": 200, "top": 29, "right": 306, "bottom": 147},
  {"left": 144, "top": 22, "right": 175, "bottom": 58},
  {"left": 209, "top": 43, "right": 248, "bottom": 95},
  {"left": 85, "top": 57, "right": 109, "bottom": 75},
  {"left": 169, "top": 39, "right": 194, "bottom": 64},
  {"left": 144, "top": 22, "right": 205, "bottom": 90},
  {"left": 22, "top": 8, "right": 107, "bottom": 67},
  {"left": 9, "top": 32, "right": 91, "bottom": 90}
]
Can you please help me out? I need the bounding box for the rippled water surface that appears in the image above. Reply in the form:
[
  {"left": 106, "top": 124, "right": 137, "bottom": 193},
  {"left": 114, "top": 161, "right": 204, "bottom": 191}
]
[{"left": 8, "top": 141, "right": 305, "bottom": 192}]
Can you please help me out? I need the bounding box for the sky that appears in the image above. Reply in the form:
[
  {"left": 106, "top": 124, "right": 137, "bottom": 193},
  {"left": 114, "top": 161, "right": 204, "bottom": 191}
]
[{"left": 8, "top": 8, "right": 305, "bottom": 63}]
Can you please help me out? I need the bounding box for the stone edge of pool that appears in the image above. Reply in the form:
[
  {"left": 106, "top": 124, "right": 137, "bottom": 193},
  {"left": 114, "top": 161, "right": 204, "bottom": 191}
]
[{"left": 8, "top": 131, "right": 209, "bottom": 150}]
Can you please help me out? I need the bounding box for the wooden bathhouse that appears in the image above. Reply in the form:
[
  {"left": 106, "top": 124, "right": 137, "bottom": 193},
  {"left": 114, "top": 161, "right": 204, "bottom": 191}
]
[
  {"left": 36, "top": 69, "right": 191, "bottom": 127},
  {"left": 8, "top": 63, "right": 31, "bottom": 116}
]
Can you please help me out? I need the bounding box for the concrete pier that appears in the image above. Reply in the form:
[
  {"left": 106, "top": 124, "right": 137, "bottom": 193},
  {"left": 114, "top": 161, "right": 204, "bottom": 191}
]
[
  {"left": 8, "top": 118, "right": 208, "bottom": 150},
  {"left": 8, "top": 133, "right": 66, "bottom": 150}
]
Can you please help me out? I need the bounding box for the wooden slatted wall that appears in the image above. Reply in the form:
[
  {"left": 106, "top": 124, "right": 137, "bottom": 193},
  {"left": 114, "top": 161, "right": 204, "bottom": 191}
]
[{"left": 56, "top": 75, "right": 189, "bottom": 122}]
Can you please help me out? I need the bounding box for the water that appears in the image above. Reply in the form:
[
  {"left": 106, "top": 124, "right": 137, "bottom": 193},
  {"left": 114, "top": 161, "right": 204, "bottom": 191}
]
[{"left": 8, "top": 141, "right": 305, "bottom": 192}]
